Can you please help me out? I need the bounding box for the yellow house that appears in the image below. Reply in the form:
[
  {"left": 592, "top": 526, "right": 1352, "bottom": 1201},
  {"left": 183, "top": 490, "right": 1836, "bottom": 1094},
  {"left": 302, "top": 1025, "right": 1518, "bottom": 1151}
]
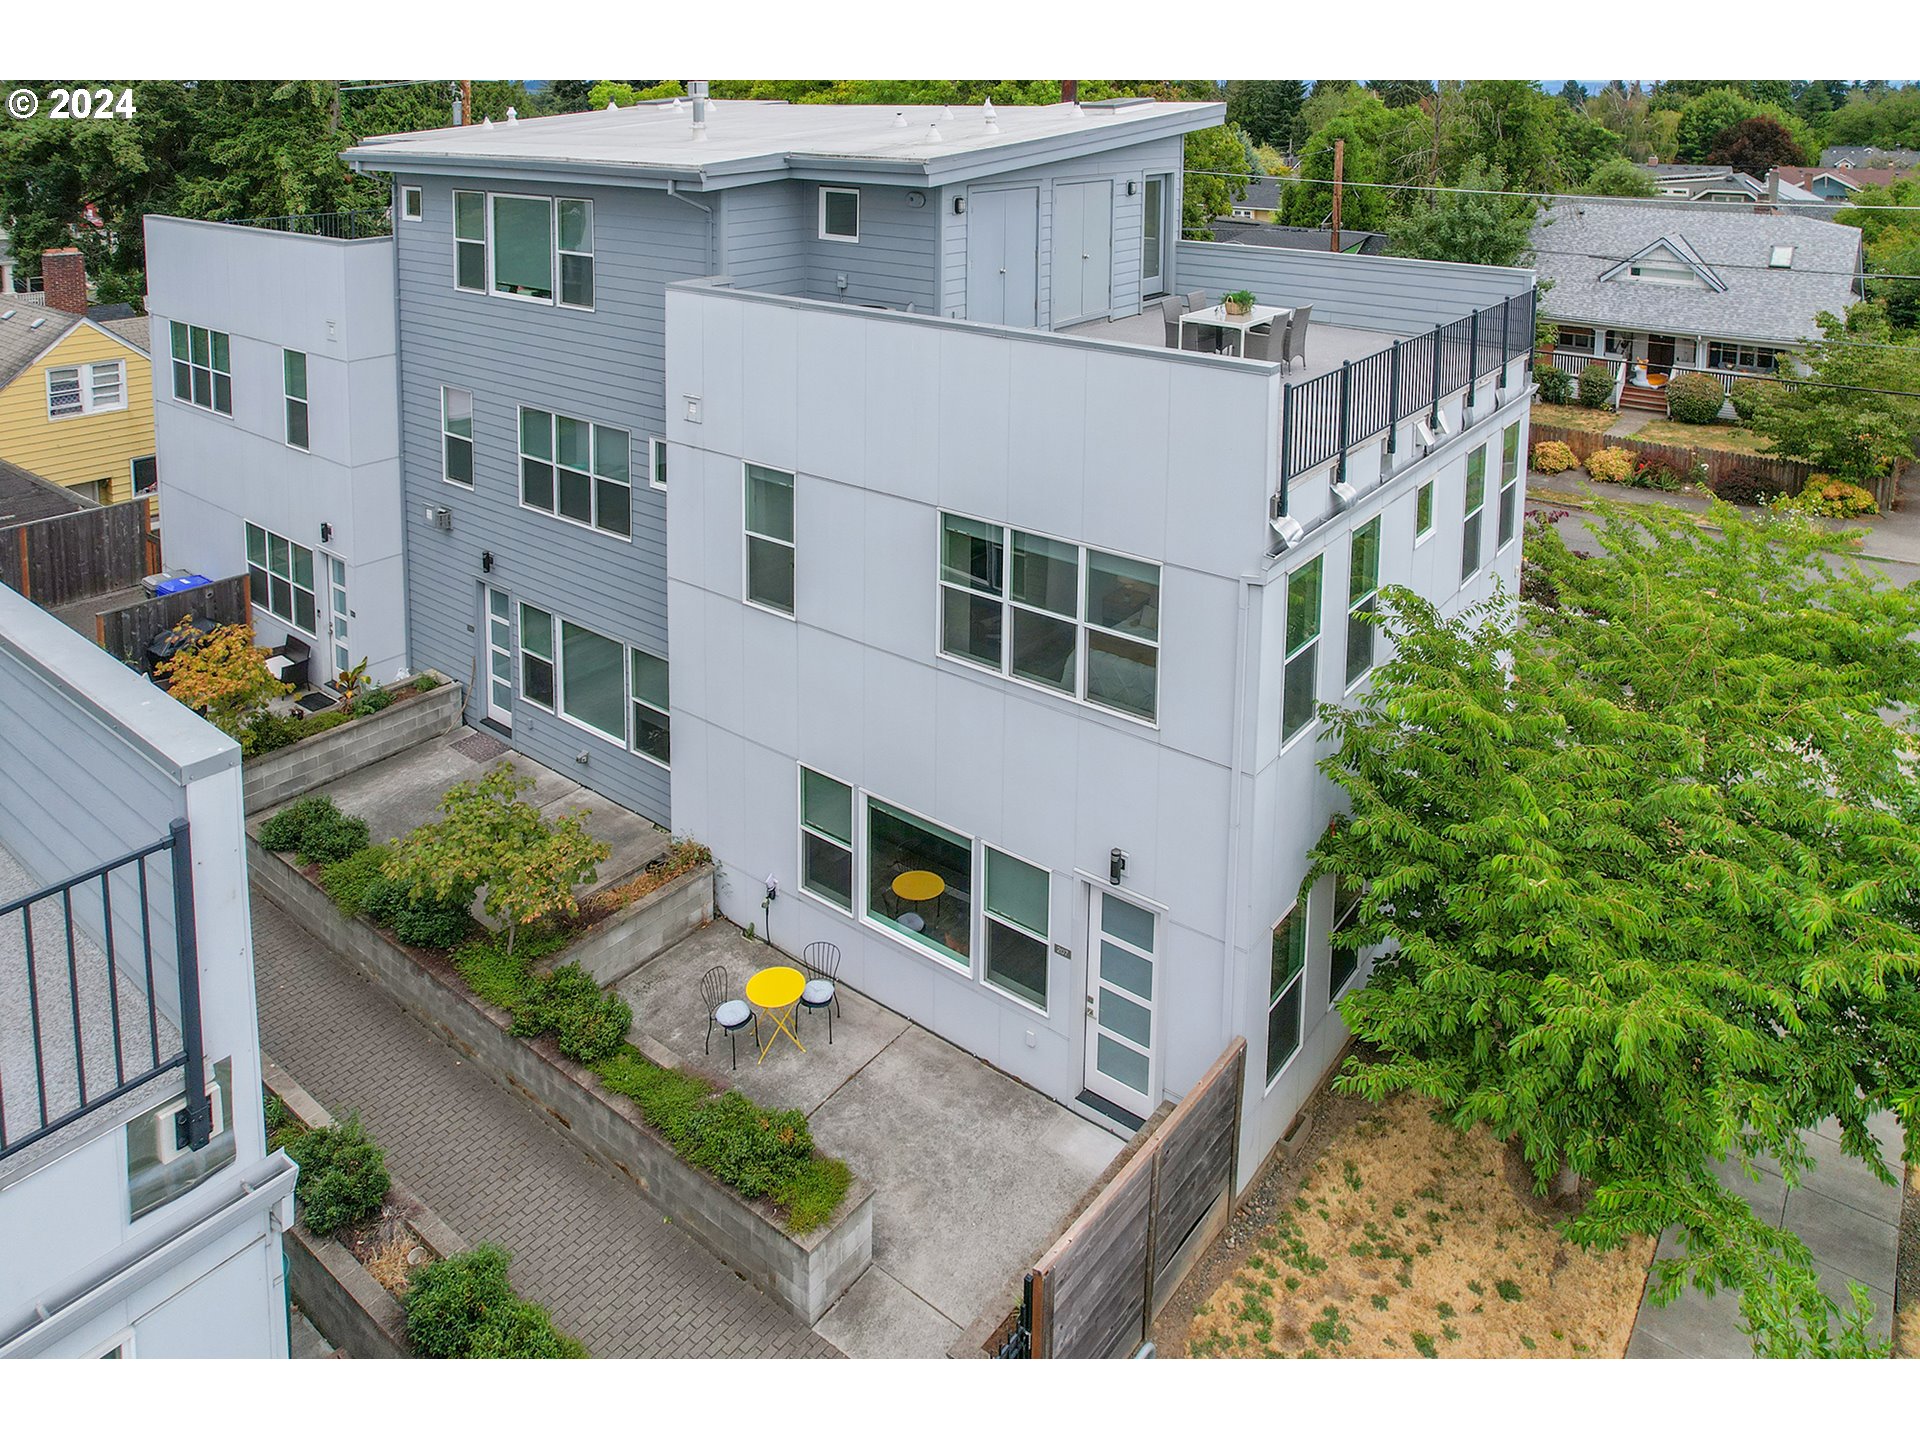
[{"left": 0, "top": 303, "right": 154, "bottom": 506}]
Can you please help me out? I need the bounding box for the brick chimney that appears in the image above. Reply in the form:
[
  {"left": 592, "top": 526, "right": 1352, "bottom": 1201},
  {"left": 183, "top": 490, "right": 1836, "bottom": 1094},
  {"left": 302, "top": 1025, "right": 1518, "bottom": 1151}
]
[{"left": 40, "top": 248, "right": 89, "bottom": 316}]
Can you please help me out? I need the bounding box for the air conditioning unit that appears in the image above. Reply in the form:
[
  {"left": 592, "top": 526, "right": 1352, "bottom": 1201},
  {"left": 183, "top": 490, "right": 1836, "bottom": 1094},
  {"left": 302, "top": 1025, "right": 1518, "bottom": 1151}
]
[{"left": 426, "top": 505, "right": 453, "bottom": 531}]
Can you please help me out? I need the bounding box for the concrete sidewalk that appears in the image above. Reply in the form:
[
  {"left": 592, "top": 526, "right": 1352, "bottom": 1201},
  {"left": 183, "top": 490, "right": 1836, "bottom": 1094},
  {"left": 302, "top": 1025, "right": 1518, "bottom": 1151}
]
[{"left": 1627, "top": 1112, "right": 1905, "bottom": 1358}]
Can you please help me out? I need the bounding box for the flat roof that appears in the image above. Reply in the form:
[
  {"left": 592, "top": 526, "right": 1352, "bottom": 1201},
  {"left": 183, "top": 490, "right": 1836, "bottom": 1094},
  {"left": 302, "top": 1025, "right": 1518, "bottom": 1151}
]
[{"left": 343, "top": 97, "right": 1223, "bottom": 189}]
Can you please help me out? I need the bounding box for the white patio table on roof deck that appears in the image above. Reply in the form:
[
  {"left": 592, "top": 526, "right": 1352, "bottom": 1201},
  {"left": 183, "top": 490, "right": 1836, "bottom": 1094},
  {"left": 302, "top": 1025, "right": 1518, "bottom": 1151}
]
[{"left": 1180, "top": 302, "right": 1287, "bottom": 356}]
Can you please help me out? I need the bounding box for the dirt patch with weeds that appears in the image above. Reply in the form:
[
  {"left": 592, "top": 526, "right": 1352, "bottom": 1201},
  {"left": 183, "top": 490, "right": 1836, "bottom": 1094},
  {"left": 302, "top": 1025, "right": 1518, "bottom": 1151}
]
[{"left": 1174, "top": 1090, "right": 1653, "bottom": 1359}]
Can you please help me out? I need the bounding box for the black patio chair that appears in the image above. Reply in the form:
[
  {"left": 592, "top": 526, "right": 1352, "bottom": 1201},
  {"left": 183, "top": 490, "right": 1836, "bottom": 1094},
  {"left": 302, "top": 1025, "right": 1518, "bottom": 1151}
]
[
  {"left": 798, "top": 941, "right": 842, "bottom": 1045},
  {"left": 702, "top": 963, "right": 758, "bottom": 1070}
]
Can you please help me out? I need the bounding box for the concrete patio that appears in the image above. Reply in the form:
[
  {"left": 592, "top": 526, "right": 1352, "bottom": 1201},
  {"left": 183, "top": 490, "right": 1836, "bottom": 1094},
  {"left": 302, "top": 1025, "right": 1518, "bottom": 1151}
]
[
  {"left": 264, "top": 725, "right": 671, "bottom": 896},
  {"left": 617, "top": 922, "right": 1124, "bottom": 1357},
  {"left": 1627, "top": 1110, "right": 1906, "bottom": 1357}
]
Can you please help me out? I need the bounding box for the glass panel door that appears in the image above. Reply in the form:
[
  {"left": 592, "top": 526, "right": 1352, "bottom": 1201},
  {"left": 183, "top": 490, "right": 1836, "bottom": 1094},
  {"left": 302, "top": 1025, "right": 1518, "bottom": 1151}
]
[
  {"left": 1083, "top": 889, "right": 1158, "bottom": 1117},
  {"left": 1141, "top": 175, "right": 1168, "bottom": 296},
  {"left": 485, "top": 586, "right": 513, "bottom": 727},
  {"left": 324, "top": 554, "right": 350, "bottom": 679}
]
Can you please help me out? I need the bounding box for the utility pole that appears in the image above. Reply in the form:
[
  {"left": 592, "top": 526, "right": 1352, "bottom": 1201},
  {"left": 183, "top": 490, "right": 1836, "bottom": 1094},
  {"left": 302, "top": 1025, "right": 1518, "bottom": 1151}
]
[
  {"left": 1330, "top": 138, "right": 1345, "bottom": 254},
  {"left": 461, "top": 80, "right": 472, "bottom": 126},
  {"left": 1061, "top": 80, "right": 1078, "bottom": 104}
]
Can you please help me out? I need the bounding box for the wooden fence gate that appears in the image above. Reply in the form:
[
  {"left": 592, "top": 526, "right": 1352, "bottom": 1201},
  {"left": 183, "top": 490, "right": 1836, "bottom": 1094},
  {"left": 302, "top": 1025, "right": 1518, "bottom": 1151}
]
[
  {"left": 0, "top": 497, "right": 160, "bottom": 608},
  {"left": 1027, "top": 1039, "right": 1245, "bottom": 1358}
]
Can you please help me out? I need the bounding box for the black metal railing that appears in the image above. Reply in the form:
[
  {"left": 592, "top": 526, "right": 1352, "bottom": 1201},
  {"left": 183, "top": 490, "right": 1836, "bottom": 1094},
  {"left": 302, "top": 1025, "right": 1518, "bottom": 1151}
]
[
  {"left": 220, "top": 208, "right": 392, "bottom": 240},
  {"left": 995, "top": 1274, "right": 1034, "bottom": 1359},
  {"left": 0, "top": 819, "right": 210, "bottom": 1161},
  {"left": 1278, "top": 288, "right": 1535, "bottom": 501}
]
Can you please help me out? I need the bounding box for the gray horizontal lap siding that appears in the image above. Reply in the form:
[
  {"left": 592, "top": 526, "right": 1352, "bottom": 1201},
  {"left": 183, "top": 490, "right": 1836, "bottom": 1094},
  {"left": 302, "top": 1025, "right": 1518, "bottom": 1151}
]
[
  {"left": 802, "top": 182, "right": 939, "bottom": 313},
  {"left": 393, "top": 174, "right": 701, "bottom": 826},
  {"left": 720, "top": 184, "right": 809, "bottom": 294},
  {"left": 1175, "top": 241, "right": 1532, "bottom": 335}
]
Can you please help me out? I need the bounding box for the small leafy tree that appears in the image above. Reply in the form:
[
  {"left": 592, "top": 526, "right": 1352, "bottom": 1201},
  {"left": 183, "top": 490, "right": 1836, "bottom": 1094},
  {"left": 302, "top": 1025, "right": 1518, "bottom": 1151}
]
[
  {"left": 1387, "top": 161, "right": 1538, "bottom": 268},
  {"left": 1751, "top": 307, "right": 1920, "bottom": 481},
  {"left": 1311, "top": 505, "right": 1920, "bottom": 1356},
  {"left": 1706, "top": 114, "right": 1807, "bottom": 177},
  {"left": 1582, "top": 157, "right": 1657, "bottom": 198},
  {"left": 155, "top": 620, "right": 291, "bottom": 740},
  {"left": 383, "top": 763, "right": 609, "bottom": 954}
]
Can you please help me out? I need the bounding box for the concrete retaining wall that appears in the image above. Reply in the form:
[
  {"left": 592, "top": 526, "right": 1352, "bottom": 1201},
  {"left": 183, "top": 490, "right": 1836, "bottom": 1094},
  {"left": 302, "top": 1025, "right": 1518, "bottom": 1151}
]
[
  {"left": 243, "top": 678, "right": 464, "bottom": 815},
  {"left": 250, "top": 844, "right": 874, "bottom": 1324},
  {"left": 568, "top": 865, "right": 714, "bottom": 986},
  {"left": 262, "top": 1054, "right": 468, "bottom": 1359}
]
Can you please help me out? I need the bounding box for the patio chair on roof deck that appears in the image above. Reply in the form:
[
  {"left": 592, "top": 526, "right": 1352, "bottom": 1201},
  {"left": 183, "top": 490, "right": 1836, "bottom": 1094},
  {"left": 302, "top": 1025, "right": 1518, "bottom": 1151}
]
[
  {"left": 702, "top": 963, "right": 759, "bottom": 1071},
  {"left": 1241, "top": 312, "right": 1290, "bottom": 363},
  {"left": 1157, "top": 294, "right": 1186, "bottom": 348},
  {"left": 1178, "top": 291, "right": 1223, "bottom": 353},
  {"left": 798, "top": 940, "right": 842, "bottom": 1044},
  {"left": 1279, "top": 304, "right": 1312, "bottom": 371}
]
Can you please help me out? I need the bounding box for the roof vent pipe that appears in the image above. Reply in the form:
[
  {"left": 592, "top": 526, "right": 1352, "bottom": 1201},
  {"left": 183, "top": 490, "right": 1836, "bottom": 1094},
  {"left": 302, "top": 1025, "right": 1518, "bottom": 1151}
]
[
  {"left": 689, "top": 80, "right": 709, "bottom": 141},
  {"left": 983, "top": 100, "right": 996, "bottom": 122},
  {"left": 894, "top": 111, "right": 907, "bottom": 128},
  {"left": 927, "top": 123, "right": 943, "bottom": 143},
  {"left": 506, "top": 107, "right": 518, "bottom": 125},
  {"left": 606, "top": 100, "right": 619, "bottom": 111}
]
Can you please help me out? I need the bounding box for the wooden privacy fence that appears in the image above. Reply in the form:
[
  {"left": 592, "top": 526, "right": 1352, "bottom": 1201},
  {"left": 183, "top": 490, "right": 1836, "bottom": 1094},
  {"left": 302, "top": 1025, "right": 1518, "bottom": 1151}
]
[
  {"left": 95, "top": 574, "right": 253, "bottom": 671},
  {"left": 1027, "top": 1039, "right": 1245, "bottom": 1358},
  {"left": 0, "top": 497, "right": 161, "bottom": 608},
  {"left": 1530, "top": 421, "right": 1818, "bottom": 498}
]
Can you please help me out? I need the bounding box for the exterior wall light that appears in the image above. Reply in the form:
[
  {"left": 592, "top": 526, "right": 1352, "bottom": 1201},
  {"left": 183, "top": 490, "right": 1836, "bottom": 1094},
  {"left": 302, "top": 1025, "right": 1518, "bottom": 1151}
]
[
  {"left": 481, "top": 551, "right": 495, "bottom": 573},
  {"left": 953, "top": 195, "right": 966, "bottom": 215},
  {"left": 1110, "top": 848, "right": 1128, "bottom": 886},
  {"left": 319, "top": 522, "right": 332, "bottom": 544}
]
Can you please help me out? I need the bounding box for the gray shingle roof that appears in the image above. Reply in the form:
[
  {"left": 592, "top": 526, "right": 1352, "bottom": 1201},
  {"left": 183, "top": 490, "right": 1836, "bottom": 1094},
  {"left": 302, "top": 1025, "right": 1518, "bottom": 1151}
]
[
  {"left": 0, "top": 305, "right": 82, "bottom": 391},
  {"left": 1531, "top": 200, "right": 1862, "bottom": 345}
]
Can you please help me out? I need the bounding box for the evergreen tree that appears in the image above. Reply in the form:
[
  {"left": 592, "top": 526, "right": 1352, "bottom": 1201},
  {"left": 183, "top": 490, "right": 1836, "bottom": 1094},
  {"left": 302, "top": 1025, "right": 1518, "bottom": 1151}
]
[
  {"left": 1559, "top": 81, "right": 1589, "bottom": 108},
  {"left": 1225, "top": 80, "right": 1307, "bottom": 150}
]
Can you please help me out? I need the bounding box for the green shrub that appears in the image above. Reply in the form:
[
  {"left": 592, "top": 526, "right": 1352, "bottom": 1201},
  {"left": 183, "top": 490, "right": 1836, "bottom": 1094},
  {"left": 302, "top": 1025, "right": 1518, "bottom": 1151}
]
[
  {"left": 1531, "top": 439, "right": 1578, "bottom": 475},
  {"left": 1577, "top": 362, "right": 1614, "bottom": 409},
  {"left": 405, "top": 1244, "right": 585, "bottom": 1358},
  {"left": 285, "top": 1115, "right": 390, "bottom": 1236},
  {"left": 242, "top": 708, "right": 352, "bottom": 758},
  {"left": 321, "top": 845, "right": 391, "bottom": 916},
  {"left": 1775, "top": 475, "right": 1877, "bottom": 518},
  {"left": 1626, "top": 457, "right": 1684, "bottom": 492},
  {"left": 259, "top": 794, "right": 369, "bottom": 866},
  {"left": 412, "top": 673, "right": 443, "bottom": 693},
  {"left": 1728, "top": 378, "right": 1767, "bottom": 424},
  {"left": 349, "top": 686, "right": 395, "bottom": 718},
  {"left": 259, "top": 795, "right": 338, "bottom": 852},
  {"left": 511, "top": 963, "right": 631, "bottom": 1064},
  {"left": 1710, "top": 470, "right": 1792, "bottom": 506},
  {"left": 1534, "top": 364, "right": 1572, "bottom": 405},
  {"left": 355, "top": 872, "right": 478, "bottom": 951},
  {"left": 1585, "top": 446, "right": 1637, "bottom": 485},
  {"left": 1664, "top": 372, "right": 1726, "bottom": 425}
]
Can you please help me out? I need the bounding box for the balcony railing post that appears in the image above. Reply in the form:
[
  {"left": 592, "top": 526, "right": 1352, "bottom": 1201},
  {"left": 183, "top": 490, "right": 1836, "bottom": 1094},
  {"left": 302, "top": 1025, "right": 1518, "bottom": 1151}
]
[
  {"left": 1429, "top": 324, "right": 1443, "bottom": 425},
  {"left": 1386, "top": 341, "right": 1401, "bottom": 458},
  {"left": 1278, "top": 382, "right": 1294, "bottom": 507},
  {"left": 1498, "top": 298, "right": 1512, "bottom": 390},
  {"left": 168, "top": 818, "right": 212, "bottom": 1150},
  {"left": 1336, "top": 361, "right": 1353, "bottom": 485},
  {"left": 1467, "top": 310, "right": 1480, "bottom": 408}
]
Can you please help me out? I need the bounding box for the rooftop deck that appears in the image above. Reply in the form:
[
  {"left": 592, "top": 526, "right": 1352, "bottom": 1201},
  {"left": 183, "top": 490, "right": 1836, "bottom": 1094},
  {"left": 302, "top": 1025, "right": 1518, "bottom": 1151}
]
[{"left": 1060, "top": 308, "right": 1403, "bottom": 386}]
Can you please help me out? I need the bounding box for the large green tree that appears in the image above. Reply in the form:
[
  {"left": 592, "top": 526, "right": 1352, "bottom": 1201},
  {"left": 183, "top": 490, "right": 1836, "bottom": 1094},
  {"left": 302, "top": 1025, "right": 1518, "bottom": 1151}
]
[
  {"left": 1581, "top": 156, "right": 1658, "bottom": 197},
  {"left": 1752, "top": 307, "right": 1920, "bottom": 479},
  {"left": 1312, "top": 504, "right": 1920, "bottom": 1355},
  {"left": 1226, "top": 80, "right": 1307, "bottom": 150},
  {"left": 1386, "top": 161, "right": 1537, "bottom": 267}
]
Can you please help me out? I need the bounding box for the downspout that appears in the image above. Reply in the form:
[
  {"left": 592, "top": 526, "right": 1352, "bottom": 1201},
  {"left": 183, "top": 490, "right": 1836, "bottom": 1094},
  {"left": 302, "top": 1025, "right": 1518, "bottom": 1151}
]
[
  {"left": 388, "top": 175, "right": 415, "bottom": 681},
  {"left": 1219, "top": 558, "right": 1259, "bottom": 1161},
  {"left": 665, "top": 181, "right": 718, "bottom": 275}
]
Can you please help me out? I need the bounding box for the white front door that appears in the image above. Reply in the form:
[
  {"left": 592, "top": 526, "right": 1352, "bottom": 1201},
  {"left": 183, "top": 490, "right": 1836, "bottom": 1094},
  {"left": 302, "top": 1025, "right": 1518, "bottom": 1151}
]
[
  {"left": 322, "top": 553, "right": 351, "bottom": 681},
  {"left": 1083, "top": 888, "right": 1158, "bottom": 1118},
  {"left": 1141, "top": 175, "right": 1170, "bottom": 298},
  {"left": 1052, "top": 179, "right": 1113, "bottom": 327},
  {"left": 484, "top": 586, "right": 513, "bottom": 727}
]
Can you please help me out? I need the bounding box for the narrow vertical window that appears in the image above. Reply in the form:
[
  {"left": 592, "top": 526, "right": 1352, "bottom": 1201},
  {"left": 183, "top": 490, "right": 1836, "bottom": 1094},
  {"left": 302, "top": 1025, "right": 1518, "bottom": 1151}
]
[
  {"left": 629, "top": 648, "right": 670, "bottom": 767},
  {"left": 442, "top": 387, "right": 474, "bottom": 486},
  {"left": 557, "top": 198, "right": 594, "bottom": 308},
  {"left": 1266, "top": 908, "right": 1307, "bottom": 1082},
  {"left": 1084, "top": 550, "right": 1160, "bottom": 722},
  {"left": 983, "top": 848, "right": 1050, "bottom": 1011},
  {"left": 46, "top": 366, "right": 82, "bottom": 418},
  {"left": 401, "top": 185, "right": 423, "bottom": 221},
  {"left": 90, "top": 360, "right": 124, "bottom": 410},
  {"left": 940, "top": 514, "right": 1004, "bottom": 669},
  {"left": 1462, "top": 446, "right": 1487, "bottom": 580},
  {"left": 454, "top": 190, "right": 487, "bottom": 292},
  {"left": 1415, "top": 479, "right": 1434, "bottom": 540},
  {"left": 744, "top": 463, "right": 796, "bottom": 614},
  {"left": 1329, "top": 877, "right": 1364, "bottom": 1002},
  {"left": 1345, "top": 517, "right": 1381, "bottom": 687},
  {"left": 283, "top": 349, "right": 309, "bottom": 450},
  {"left": 649, "top": 435, "right": 667, "bottom": 490},
  {"left": 800, "top": 768, "right": 854, "bottom": 911},
  {"left": 519, "top": 605, "right": 555, "bottom": 709},
  {"left": 1498, "top": 422, "right": 1521, "bottom": 549},
  {"left": 1282, "top": 556, "right": 1324, "bottom": 743}
]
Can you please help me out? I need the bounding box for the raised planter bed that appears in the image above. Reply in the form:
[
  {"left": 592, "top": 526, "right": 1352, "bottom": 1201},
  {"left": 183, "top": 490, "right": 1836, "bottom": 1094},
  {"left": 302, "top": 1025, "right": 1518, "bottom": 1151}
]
[
  {"left": 250, "top": 839, "right": 874, "bottom": 1325},
  {"left": 243, "top": 677, "right": 464, "bottom": 815},
  {"left": 262, "top": 1054, "right": 467, "bottom": 1359}
]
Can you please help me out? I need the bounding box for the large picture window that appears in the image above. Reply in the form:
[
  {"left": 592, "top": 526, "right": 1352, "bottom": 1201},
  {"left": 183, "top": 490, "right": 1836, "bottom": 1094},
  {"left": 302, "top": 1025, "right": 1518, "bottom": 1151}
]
[
  {"left": 866, "top": 798, "right": 972, "bottom": 970},
  {"left": 519, "top": 406, "right": 630, "bottom": 538},
  {"left": 491, "top": 195, "right": 554, "bottom": 301},
  {"left": 1345, "top": 517, "right": 1381, "bottom": 687},
  {"left": 800, "top": 768, "right": 854, "bottom": 911},
  {"left": 518, "top": 605, "right": 555, "bottom": 710},
  {"left": 559, "top": 620, "right": 625, "bottom": 742},
  {"left": 983, "top": 848, "right": 1049, "bottom": 1011},
  {"left": 455, "top": 191, "right": 594, "bottom": 308},
  {"left": 1498, "top": 422, "right": 1521, "bottom": 549},
  {"left": 629, "top": 648, "right": 670, "bottom": 767},
  {"left": 745, "top": 464, "right": 796, "bottom": 614},
  {"left": 938, "top": 514, "right": 1161, "bottom": 723},
  {"left": 1267, "top": 908, "right": 1307, "bottom": 1083},
  {"left": 1462, "top": 446, "right": 1487, "bottom": 580},
  {"left": 1282, "top": 556, "right": 1323, "bottom": 743},
  {"left": 245, "top": 522, "right": 315, "bottom": 633},
  {"left": 170, "top": 322, "right": 231, "bottom": 415}
]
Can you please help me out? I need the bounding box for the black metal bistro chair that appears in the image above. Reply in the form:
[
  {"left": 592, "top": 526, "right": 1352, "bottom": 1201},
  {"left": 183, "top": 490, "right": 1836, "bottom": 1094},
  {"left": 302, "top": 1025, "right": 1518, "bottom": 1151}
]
[
  {"left": 702, "top": 964, "right": 759, "bottom": 1070},
  {"left": 797, "top": 941, "right": 842, "bottom": 1044}
]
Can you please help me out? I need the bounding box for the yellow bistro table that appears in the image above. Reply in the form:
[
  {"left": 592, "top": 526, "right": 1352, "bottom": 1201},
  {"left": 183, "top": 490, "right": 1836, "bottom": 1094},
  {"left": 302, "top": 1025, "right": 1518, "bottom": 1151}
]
[
  {"left": 745, "top": 964, "right": 807, "bottom": 1064},
  {"left": 891, "top": 869, "right": 946, "bottom": 903}
]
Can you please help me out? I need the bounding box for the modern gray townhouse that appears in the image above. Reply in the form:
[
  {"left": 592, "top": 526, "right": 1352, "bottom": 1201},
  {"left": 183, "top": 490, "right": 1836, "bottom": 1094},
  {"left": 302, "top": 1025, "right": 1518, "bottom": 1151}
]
[{"left": 147, "top": 96, "right": 1534, "bottom": 1181}]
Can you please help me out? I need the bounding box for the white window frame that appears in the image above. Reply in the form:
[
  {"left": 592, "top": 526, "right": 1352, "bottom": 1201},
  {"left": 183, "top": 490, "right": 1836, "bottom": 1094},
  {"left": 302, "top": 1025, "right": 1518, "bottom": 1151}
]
[
  {"left": 169, "top": 321, "right": 232, "bottom": 416},
  {"left": 453, "top": 189, "right": 487, "bottom": 294},
  {"left": 936, "top": 512, "right": 1162, "bottom": 727},
  {"left": 981, "top": 842, "right": 1051, "bottom": 1016},
  {"left": 556, "top": 617, "right": 628, "bottom": 747},
  {"left": 518, "top": 603, "right": 555, "bottom": 712},
  {"left": 861, "top": 791, "right": 975, "bottom": 977},
  {"left": 1264, "top": 906, "right": 1308, "bottom": 1091},
  {"left": 455, "top": 191, "right": 597, "bottom": 311},
  {"left": 1414, "top": 479, "right": 1435, "bottom": 544},
  {"left": 1498, "top": 422, "right": 1522, "bottom": 551},
  {"left": 1554, "top": 325, "right": 1596, "bottom": 353},
  {"left": 744, "top": 461, "right": 797, "bottom": 618},
  {"left": 1280, "top": 554, "right": 1323, "bottom": 749},
  {"left": 283, "top": 348, "right": 309, "bottom": 451},
  {"left": 1344, "top": 516, "right": 1381, "bottom": 692},
  {"left": 556, "top": 197, "right": 594, "bottom": 311},
  {"left": 1462, "top": 446, "right": 1488, "bottom": 582},
  {"left": 401, "top": 185, "right": 423, "bottom": 221},
  {"left": 244, "top": 521, "right": 317, "bottom": 636},
  {"left": 516, "top": 404, "right": 632, "bottom": 540},
  {"left": 819, "top": 185, "right": 861, "bottom": 243},
  {"left": 797, "top": 765, "right": 857, "bottom": 915},
  {"left": 48, "top": 359, "right": 127, "bottom": 419},
  {"left": 488, "top": 191, "right": 558, "bottom": 306},
  {"left": 90, "top": 1328, "right": 135, "bottom": 1359},
  {"left": 441, "top": 385, "right": 474, "bottom": 487},
  {"left": 627, "top": 644, "right": 670, "bottom": 770},
  {"left": 649, "top": 435, "right": 667, "bottom": 491}
]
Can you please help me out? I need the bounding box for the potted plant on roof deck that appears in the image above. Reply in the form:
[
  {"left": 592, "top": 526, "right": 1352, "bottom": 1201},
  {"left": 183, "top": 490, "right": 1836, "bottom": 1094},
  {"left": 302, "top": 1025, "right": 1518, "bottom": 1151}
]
[{"left": 1223, "top": 289, "right": 1256, "bottom": 317}]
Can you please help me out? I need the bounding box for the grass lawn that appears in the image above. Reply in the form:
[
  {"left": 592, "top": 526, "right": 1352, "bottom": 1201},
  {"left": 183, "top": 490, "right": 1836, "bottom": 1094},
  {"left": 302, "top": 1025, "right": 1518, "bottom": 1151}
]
[
  {"left": 1632, "top": 417, "right": 1778, "bottom": 458},
  {"left": 1530, "top": 402, "right": 1615, "bottom": 434},
  {"left": 1177, "top": 1091, "right": 1654, "bottom": 1359}
]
